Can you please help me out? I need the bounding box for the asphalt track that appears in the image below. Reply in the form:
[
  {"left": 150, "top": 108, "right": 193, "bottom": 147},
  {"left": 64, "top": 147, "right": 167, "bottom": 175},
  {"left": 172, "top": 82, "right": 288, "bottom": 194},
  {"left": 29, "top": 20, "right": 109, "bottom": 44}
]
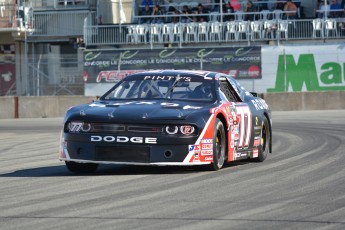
[{"left": 0, "top": 110, "right": 345, "bottom": 230}]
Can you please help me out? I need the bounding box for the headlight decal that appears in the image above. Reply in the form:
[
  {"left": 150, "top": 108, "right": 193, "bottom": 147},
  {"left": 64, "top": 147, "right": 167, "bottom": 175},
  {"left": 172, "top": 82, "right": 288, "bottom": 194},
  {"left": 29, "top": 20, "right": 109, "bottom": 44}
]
[
  {"left": 165, "top": 126, "right": 178, "bottom": 135},
  {"left": 180, "top": 125, "right": 195, "bottom": 135},
  {"left": 165, "top": 125, "right": 197, "bottom": 135}
]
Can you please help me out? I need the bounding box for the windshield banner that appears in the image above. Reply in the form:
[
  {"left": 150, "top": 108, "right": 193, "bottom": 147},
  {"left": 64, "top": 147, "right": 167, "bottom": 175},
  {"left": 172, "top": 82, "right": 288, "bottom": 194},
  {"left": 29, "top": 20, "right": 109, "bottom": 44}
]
[{"left": 83, "top": 47, "right": 261, "bottom": 83}]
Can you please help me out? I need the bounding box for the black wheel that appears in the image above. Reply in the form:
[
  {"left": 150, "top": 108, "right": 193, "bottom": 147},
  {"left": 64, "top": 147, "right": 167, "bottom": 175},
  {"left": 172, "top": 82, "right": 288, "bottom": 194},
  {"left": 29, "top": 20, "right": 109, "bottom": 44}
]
[
  {"left": 255, "top": 116, "right": 270, "bottom": 162},
  {"left": 65, "top": 161, "right": 99, "bottom": 174},
  {"left": 207, "top": 118, "right": 226, "bottom": 171}
]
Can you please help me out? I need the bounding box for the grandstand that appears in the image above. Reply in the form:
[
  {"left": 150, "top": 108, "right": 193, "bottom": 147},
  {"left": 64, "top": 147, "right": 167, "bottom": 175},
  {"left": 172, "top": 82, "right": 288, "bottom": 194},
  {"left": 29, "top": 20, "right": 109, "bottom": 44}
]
[{"left": 0, "top": 0, "right": 344, "bottom": 96}]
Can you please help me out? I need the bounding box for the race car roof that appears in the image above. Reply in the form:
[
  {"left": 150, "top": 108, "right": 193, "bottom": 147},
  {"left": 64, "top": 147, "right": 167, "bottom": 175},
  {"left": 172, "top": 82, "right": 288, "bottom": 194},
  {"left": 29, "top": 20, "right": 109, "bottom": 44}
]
[{"left": 129, "top": 70, "right": 218, "bottom": 78}]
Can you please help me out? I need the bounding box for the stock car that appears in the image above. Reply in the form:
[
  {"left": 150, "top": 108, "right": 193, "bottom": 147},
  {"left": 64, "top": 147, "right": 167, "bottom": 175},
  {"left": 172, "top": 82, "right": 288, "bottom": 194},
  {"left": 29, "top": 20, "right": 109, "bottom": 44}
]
[{"left": 59, "top": 70, "right": 272, "bottom": 173}]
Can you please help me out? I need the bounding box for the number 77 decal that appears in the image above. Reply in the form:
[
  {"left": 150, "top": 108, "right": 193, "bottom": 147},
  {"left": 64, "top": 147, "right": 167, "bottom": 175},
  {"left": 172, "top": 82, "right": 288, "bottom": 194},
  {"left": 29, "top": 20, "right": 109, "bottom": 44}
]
[{"left": 235, "top": 105, "right": 252, "bottom": 149}]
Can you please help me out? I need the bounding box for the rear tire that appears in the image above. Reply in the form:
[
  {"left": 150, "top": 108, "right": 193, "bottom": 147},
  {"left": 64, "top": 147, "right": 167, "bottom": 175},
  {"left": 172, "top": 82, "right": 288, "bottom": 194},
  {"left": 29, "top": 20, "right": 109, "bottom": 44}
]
[
  {"left": 65, "top": 161, "right": 98, "bottom": 174},
  {"left": 207, "top": 118, "right": 226, "bottom": 171},
  {"left": 255, "top": 116, "right": 270, "bottom": 162}
]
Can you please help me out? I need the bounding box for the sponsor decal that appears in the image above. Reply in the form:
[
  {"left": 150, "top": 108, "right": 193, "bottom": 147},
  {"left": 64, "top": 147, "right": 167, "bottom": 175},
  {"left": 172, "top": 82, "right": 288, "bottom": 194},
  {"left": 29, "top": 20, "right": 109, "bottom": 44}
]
[
  {"left": 201, "top": 144, "right": 213, "bottom": 150},
  {"left": 161, "top": 102, "right": 180, "bottom": 107},
  {"left": 144, "top": 75, "right": 191, "bottom": 82},
  {"left": 254, "top": 138, "right": 260, "bottom": 147},
  {"left": 251, "top": 99, "right": 268, "bottom": 111},
  {"left": 91, "top": 136, "right": 157, "bottom": 144},
  {"left": 201, "top": 150, "right": 213, "bottom": 156},
  {"left": 201, "top": 139, "right": 213, "bottom": 144},
  {"left": 205, "top": 156, "right": 213, "bottom": 161},
  {"left": 183, "top": 105, "right": 202, "bottom": 110},
  {"left": 253, "top": 149, "right": 259, "bottom": 158},
  {"left": 230, "top": 140, "right": 234, "bottom": 148},
  {"left": 254, "top": 126, "right": 262, "bottom": 136},
  {"left": 189, "top": 144, "right": 200, "bottom": 152},
  {"left": 235, "top": 152, "right": 248, "bottom": 159}
]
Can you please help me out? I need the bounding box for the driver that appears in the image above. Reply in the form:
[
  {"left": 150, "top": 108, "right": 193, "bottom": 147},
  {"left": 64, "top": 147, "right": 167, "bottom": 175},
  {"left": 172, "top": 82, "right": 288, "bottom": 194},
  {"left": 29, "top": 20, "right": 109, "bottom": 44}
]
[{"left": 190, "top": 83, "right": 212, "bottom": 99}]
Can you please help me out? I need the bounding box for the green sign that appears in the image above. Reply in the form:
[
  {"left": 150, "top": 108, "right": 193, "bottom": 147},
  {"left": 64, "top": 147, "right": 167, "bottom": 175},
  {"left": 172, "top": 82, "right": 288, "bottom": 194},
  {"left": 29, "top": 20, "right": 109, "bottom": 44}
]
[{"left": 268, "top": 54, "right": 345, "bottom": 92}]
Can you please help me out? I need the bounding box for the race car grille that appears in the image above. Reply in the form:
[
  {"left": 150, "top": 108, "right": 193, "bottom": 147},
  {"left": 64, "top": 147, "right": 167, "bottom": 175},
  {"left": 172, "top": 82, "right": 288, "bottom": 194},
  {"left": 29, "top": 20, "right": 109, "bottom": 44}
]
[
  {"left": 92, "top": 124, "right": 126, "bottom": 133},
  {"left": 95, "top": 146, "right": 150, "bottom": 163},
  {"left": 81, "top": 123, "right": 163, "bottom": 134}
]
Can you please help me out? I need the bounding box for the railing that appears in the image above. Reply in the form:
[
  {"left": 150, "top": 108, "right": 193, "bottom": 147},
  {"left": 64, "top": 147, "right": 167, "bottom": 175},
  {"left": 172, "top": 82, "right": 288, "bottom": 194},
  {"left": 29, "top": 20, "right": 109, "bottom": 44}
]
[
  {"left": 83, "top": 18, "right": 345, "bottom": 47},
  {"left": 32, "top": 11, "right": 96, "bottom": 36},
  {"left": 0, "top": 2, "right": 17, "bottom": 29},
  {"left": 30, "top": 0, "right": 96, "bottom": 10},
  {"left": 0, "top": 0, "right": 95, "bottom": 30}
]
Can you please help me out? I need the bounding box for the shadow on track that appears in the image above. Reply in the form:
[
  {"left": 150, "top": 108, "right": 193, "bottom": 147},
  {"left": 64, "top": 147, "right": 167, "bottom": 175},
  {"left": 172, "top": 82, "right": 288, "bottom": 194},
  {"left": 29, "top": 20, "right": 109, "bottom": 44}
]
[{"left": 0, "top": 161, "right": 249, "bottom": 177}]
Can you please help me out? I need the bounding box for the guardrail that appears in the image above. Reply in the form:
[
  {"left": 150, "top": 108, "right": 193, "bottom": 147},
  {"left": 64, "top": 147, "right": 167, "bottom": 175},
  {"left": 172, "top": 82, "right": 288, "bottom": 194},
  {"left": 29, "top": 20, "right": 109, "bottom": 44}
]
[{"left": 83, "top": 18, "right": 345, "bottom": 47}]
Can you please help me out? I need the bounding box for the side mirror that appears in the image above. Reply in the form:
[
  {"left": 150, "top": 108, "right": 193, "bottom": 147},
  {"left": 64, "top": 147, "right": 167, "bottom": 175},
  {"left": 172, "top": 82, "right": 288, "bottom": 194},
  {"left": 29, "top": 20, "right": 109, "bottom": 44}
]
[{"left": 250, "top": 92, "right": 258, "bottom": 97}]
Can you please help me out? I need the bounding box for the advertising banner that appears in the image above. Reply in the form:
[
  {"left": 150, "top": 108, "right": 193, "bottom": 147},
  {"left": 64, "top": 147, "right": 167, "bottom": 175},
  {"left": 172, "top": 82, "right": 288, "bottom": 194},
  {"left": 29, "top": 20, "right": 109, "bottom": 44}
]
[
  {"left": 83, "top": 47, "right": 262, "bottom": 84},
  {"left": 261, "top": 44, "right": 345, "bottom": 93}
]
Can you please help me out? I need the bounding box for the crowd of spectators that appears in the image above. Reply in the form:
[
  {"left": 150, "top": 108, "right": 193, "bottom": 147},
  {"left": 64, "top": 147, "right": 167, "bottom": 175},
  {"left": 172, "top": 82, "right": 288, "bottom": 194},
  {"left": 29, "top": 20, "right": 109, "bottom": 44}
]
[
  {"left": 317, "top": 0, "right": 345, "bottom": 18},
  {"left": 138, "top": 0, "right": 345, "bottom": 24}
]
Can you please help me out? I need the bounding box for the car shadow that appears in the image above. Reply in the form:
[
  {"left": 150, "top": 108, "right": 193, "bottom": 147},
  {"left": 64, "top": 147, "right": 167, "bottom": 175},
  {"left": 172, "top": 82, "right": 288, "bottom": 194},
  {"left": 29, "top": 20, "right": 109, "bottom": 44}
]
[{"left": 0, "top": 161, "right": 249, "bottom": 177}]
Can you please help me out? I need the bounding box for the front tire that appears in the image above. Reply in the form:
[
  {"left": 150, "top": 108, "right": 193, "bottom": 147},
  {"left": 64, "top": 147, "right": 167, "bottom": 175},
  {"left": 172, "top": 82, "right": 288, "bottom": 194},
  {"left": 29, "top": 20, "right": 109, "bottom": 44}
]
[
  {"left": 207, "top": 118, "right": 226, "bottom": 171},
  {"left": 65, "top": 161, "right": 99, "bottom": 174},
  {"left": 255, "top": 116, "right": 270, "bottom": 162}
]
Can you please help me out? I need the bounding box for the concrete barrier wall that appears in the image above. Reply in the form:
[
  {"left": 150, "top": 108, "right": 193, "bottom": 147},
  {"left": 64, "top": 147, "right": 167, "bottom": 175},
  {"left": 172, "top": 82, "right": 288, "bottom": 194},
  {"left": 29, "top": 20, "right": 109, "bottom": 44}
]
[
  {"left": 0, "top": 92, "right": 344, "bottom": 119},
  {"left": 0, "top": 96, "right": 95, "bottom": 119},
  {"left": 263, "top": 91, "right": 345, "bottom": 111},
  {"left": 0, "top": 96, "right": 15, "bottom": 119},
  {"left": 18, "top": 96, "right": 96, "bottom": 118}
]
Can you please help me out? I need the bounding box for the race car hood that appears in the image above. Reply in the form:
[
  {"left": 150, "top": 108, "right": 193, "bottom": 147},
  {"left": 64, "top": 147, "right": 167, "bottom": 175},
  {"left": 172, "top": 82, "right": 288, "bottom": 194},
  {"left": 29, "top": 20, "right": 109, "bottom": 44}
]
[{"left": 65, "top": 100, "right": 215, "bottom": 122}]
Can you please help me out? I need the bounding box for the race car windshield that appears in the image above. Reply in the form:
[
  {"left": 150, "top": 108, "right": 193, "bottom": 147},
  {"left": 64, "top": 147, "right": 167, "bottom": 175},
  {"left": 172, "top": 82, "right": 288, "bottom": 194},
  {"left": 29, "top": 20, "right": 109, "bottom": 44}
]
[{"left": 102, "top": 75, "right": 215, "bottom": 101}]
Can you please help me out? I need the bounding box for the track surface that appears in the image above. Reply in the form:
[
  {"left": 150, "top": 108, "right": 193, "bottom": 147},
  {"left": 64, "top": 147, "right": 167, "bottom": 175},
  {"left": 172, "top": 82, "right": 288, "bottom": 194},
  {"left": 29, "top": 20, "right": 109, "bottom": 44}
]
[{"left": 0, "top": 110, "right": 345, "bottom": 230}]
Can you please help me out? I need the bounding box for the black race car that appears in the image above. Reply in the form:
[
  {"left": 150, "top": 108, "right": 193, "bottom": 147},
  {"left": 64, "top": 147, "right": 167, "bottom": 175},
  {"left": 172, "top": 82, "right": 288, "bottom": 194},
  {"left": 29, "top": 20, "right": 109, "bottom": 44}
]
[{"left": 59, "top": 70, "right": 272, "bottom": 173}]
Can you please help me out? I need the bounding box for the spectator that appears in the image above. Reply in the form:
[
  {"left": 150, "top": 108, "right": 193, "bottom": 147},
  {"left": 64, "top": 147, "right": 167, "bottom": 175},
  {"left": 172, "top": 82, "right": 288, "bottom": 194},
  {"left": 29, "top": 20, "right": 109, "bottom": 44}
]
[
  {"left": 330, "top": 0, "right": 342, "bottom": 17},
  {"left": 170, "top": 7, "right": 180, "bottom": 23},
  {"left": 141, "top": 0, "right": 153, "bottom": 10},
  {"left": 318, "top": 0, "right": 330, "bottom": 18},
  {"left": 230, "top": 0, "right": 241, "bottom": 11},
  {"left": 244, "top": 1, "right": 256, "bottom": 21},
  {"left": 223, "top": 2, "right": 235, "bottom": 21},
  {"left": 181, "top": 5, "right": 192, "bottom": 23},
  {"left": 276, "top": 1, "right": 285, "bottom": 10},
  {"left": 283, "top": 0, "right": 297, "bottom": 19},
  {"left": 212, "top": 0, "right": 221, "bottom": 12},
  {"left": 267, "top": 0, "right": 277, "bottom": 10},
  {"left": 256, "top": 0, "right": 268, "bottom": 11},
  {"left": 197, "top": 3, "right": 209, "bottom": 22},
  {"left": 151, "top": 4, "right": 163, "bottom": 23},
  {"left": 140, "top": 4, "right": 152, "bottom": 23}
]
